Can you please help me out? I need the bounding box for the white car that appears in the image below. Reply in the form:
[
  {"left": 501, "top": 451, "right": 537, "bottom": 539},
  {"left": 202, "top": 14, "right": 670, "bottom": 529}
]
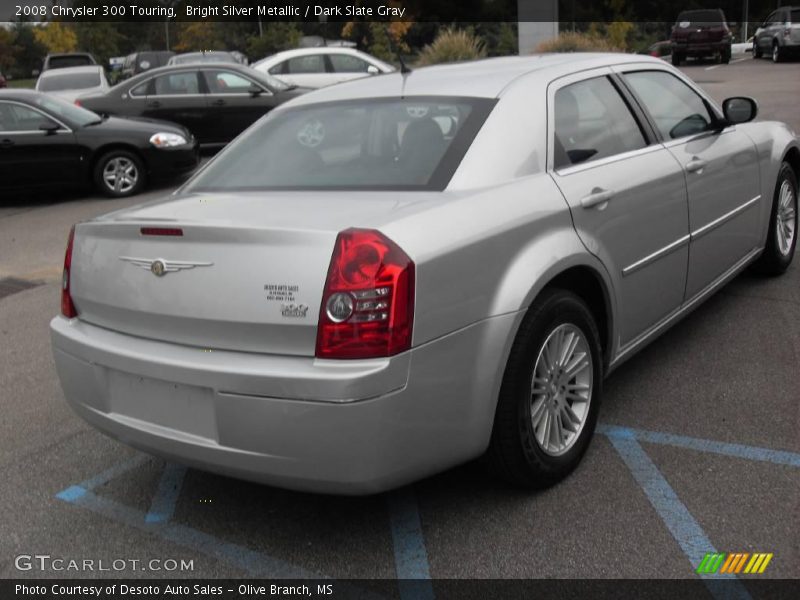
[
  {"left": 35, "top": 65, "right": 109, "bottom": 103},
  {"left": 252, "top": 47, "right": 395, "bottom": 89}
]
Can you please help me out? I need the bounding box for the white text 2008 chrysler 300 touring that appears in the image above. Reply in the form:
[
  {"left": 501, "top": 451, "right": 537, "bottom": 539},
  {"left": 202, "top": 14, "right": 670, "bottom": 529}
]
[{"left": 51, "top": 54, "right": 798, "bottom": 494}]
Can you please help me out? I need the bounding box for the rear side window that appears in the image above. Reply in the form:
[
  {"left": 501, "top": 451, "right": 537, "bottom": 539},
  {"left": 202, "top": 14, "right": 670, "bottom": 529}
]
[
  {"left": 329, "top": 54, "right": 370, "bottom": 73},
  {"left": 553, "top": 76, "right": 646, "bottom": 169},
  {"left": 153, "top": 72, "right": 200, "bottom": 95},
  {"left": 185, "top": 97, "right": 495, "bottom": 191},
  {"left": 623, "top": 71, "right": 714, "bottom": 140}
]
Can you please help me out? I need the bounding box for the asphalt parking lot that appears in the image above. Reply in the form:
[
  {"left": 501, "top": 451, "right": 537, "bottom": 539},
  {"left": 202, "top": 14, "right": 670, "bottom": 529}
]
[{"left": 1, "top": 57, "right": 798, "bottom": 593}]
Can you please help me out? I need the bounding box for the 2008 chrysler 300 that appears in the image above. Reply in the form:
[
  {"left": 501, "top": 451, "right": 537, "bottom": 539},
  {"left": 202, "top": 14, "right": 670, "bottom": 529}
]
[{"left": 51, "top": 54, "right": 799, "bottom": 494}]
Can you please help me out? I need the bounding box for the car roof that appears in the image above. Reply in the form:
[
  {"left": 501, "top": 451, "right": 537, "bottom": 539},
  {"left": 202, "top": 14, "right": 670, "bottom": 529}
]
[
  {"left": 39, "top": 65, "right": 104, "bottom": 77},
  {"left": 259, "top": 47, "right": 372, "bottom": 63},
  {"left": 124, "top": 62, "right": 251, "bottom": 80},
  {"left": 287, "top": 53, "right": 667, "bottom": 105}
]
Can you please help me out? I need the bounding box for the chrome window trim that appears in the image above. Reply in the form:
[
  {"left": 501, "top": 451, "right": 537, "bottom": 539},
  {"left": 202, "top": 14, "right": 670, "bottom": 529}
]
[
  {"left": 690, "top": 195, "right": 762, "bottom": 240},
  {"left": 622, "top": 235, "right": 691, "bottom": 276},
  {"left": 0, "top": 100, "right": 73, "bottom": 134},
  {"left": 553, "top": 143, "right": 662, "bottom": 177}
]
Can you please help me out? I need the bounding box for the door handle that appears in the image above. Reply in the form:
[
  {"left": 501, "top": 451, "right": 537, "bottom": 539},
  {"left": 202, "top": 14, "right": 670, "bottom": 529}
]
[
  {"left": 0, "top": 139, "right": 13, "bottom": 149},
  {"left": 580, "top": 187, "right": 614, "bottom": 209},
  {"left": 211, "top": 99, "right": 225, "bottom": 106},
  {"left": 685, "top": 157, "right": 708, "bottom": 173},
  {"left": 147, "top": 101, "right": 161, "bottom": 108}
]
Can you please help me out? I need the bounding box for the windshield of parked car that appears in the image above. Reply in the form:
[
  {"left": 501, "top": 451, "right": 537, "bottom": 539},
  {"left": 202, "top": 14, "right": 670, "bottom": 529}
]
[
  {"left": 676, "top": 10, "right": 723, "bottom": 25},
  {"left": 32, "top": 94, "right": 102, "bottom": 127},
  {"left": 185, "top": 97, "right": 495, "bottom": 192},
  {"left": 39, "top": 72, "right": 102, "bottom": 91}
]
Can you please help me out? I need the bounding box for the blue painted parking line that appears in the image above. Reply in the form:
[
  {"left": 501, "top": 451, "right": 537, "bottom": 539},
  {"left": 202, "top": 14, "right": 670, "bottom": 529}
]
[
  {"left": 145, "top": 463, "right": 187, "bottom": 523},
  {"left": 606, "top": 431, "right": 752, "bottom": 600},
  {"left": 387, "top": 487, "right": 435, "bottom": 600},
  {"left": 55, "top": 454, "right": 149, "bottom": 503},
  {"left": 599, "top": 424, "right": 800, "bottom": 468}
]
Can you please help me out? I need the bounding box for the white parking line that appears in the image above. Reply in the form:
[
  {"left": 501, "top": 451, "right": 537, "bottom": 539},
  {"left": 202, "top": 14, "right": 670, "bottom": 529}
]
[{"left": 705, "top": 56, "right": 750, "bottom": 70}]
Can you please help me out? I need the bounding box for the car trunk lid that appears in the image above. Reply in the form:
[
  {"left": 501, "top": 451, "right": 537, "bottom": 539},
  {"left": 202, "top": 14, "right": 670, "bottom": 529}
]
[{"left": 70, "top": 191, "right": 432, "bottom": 356}]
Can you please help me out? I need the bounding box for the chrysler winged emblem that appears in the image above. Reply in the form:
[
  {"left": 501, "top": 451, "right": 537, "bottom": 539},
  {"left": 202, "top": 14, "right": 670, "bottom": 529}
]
[{"left": 119, "top": 256, "right": 213, "bottom": 277}]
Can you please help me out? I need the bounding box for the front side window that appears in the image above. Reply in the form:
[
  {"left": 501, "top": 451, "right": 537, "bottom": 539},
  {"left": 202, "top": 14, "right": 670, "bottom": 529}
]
[
  {"left": 553, "top": 76, "right": 646, "bottom": 169},
  {"left": 286, "top": 55, "right": 326, "bottom": 74},
  {"left": 185, "top": 97, "right": 495, "bottom": 191},
  {"left": 0, "top": 102, "right": 58, "bottom": 132},
  {"left": 153, "top": 72, "right": 200, "bottom": 95},
  {"left": 203, "top": 70, "right": 259, "bottom": 94},
  {"left": 329, "top": 54, "right": 370, "bottom": 73},
  {"left": 623, "top": 71, "right": 714, "bottom": 140}
]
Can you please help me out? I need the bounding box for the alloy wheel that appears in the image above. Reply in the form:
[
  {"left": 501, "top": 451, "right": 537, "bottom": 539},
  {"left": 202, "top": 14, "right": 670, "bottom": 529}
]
[
  {"left": 103, "top": 157, "right": 138, "bottom": 194},
  {"left": 777, "top": 179, "right": 797, "bottom": 256},
  {"left": 530, "top": 323, "right": 593, "bottom": 456}
]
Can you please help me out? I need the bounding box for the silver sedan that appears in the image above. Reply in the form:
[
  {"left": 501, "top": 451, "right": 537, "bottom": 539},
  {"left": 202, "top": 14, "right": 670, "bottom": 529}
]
[{"left": 51, "top": 54, "right": 799, "bottom": 494}]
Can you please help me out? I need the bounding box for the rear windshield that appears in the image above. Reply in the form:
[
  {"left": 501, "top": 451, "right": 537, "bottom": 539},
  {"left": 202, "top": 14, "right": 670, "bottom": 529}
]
[
  {"left": 676, "top": 10, "right": 724, "bottom": 24},
  {"left": 39, "top": 72, "right": 101, "bottom": 91},
  {"left": 185, "top": 97, "right": 495, "bottom": 192},
  {"left": 48, "top": 56, "right": 93, "bottom": 69}
]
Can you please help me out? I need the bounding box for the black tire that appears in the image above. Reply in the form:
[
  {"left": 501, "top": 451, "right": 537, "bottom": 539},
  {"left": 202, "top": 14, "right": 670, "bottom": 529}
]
[
  {"left": 487, "top": 288, "right": 603, "bottom": 489},
  {"left": 752, "top": 162, "right": 798, "bottom": 276},
  {"left": 772, "top": 42, "right": 783, "bottom": 63},
  {"left": 753, "top": 40, "right": 762, "bottom": 59},
  {"left": 672, "top": 53, "right": 682, "bottom": 66},
  {"left": 93, "top": 149, "right": 146, "bottom": 198},
  {"left": 721, "top": 47, "right": 731, "bottom": 64}
]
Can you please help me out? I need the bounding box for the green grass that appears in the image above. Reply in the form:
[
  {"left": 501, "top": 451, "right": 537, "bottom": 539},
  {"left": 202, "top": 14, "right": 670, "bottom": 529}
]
[{"left": 7, "top": 78, "right": 36, "bottom": 89}]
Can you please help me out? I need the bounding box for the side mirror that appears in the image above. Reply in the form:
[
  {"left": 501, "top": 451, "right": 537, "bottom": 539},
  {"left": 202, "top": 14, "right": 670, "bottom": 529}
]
[
  {"left": 366, "top": 65, "right": 380, "bottom": 75},
  {"left": 248, "top": 84, "right": 263, "bottom": 97},
  {"left": 39, "top": 121, "right": 59, "bottom": 135},
  {"left": 722, "top": 97, "right": 758, "bottom": 124}
]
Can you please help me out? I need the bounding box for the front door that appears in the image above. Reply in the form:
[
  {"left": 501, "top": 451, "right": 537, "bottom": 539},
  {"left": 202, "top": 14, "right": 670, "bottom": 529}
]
[
  {"left": 144, "top": 70, "right": 212, "bottom": 142},
  {"left": 620, "top": 69, "right": 761, "bottom": 301},
  {"left": 201, "top": 68, "right": 278, "bottom": 143}
]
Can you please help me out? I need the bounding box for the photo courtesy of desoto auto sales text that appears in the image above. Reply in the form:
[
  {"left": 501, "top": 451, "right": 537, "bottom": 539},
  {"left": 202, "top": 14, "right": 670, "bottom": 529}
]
[{"left": 0, "top": 0, "right": 798, "bottom": 598}]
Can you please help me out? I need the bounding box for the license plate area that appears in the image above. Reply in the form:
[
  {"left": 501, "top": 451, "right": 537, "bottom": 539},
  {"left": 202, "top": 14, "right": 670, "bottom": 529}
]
[{"left": 107, "top": 371, "right": 216, "bottom": 440}]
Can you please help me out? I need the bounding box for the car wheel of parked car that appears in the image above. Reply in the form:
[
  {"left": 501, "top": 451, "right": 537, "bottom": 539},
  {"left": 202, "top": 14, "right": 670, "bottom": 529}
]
[
  {"left": 753, "top": 40, "right": 762, "bottom": 58},
  {"left": 772, "top": 42, "right": 783, "bottom": 63},
  {"left": 671, "top": 53, "right": 682, "bottom": 66},
  {"left": 488, "top": 288, "right": 603, "bottom": 488},
  {"left": 94, "top": 150, "right": 145, "bottom": 198},
  {"left": 722, "top": 48, "right": 731, "bottom": 63},
  {"left": 753, "top": 162, "right": 798, "bottom": 275}
]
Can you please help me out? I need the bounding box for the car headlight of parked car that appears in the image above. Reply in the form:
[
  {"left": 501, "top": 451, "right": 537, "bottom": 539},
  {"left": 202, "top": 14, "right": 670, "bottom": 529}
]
[{"left": 149, "top": 132, "right": 188, "bottom": 148}]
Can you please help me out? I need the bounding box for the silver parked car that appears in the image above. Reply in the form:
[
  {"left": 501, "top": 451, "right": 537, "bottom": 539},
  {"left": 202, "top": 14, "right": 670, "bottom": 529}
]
[
  {"left": 753, "top": 5, "right": 800, "bottom": 62},
  {"left": 51, "top": 54, "right": 799, "bottom": 494},
  {"left": 35, "top": 65, "right": 109, "bottom": 103}
]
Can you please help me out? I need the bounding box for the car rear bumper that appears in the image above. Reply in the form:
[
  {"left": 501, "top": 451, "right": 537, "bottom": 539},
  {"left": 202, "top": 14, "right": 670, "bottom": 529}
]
[
  {"left": 50, "top": 312, "right": 519, "bottom": 494},
  {"left": 671, "top": 41, "right": 730, "bottom": 54}
]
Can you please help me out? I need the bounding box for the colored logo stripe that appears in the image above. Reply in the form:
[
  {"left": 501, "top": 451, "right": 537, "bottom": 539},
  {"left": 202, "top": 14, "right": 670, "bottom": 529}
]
[{"left": 697, "top": 553, "right": 773, "bottom": 574}]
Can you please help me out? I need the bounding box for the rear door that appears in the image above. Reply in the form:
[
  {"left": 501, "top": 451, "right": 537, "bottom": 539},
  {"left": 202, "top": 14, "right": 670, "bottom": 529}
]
[
  {"left": 0, "top": 100, "right": 81, "bottom": 189},
  {"left": 619, "top": 69, "right": 761, "bottom": 301},
  {"left": 548, "top": 69, "right": 690, "bottom": 347},
  {"left": 200, "top": 68, "right": 277, "bottom": 143},
  {"left": 143, "top": 70, "right": 212, "bottom": 142}
]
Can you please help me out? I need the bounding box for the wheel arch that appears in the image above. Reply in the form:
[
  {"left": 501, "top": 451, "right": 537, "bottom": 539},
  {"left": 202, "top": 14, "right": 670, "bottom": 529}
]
[{"left": 89, "top": 143, "right": 148, "bottom": 181}]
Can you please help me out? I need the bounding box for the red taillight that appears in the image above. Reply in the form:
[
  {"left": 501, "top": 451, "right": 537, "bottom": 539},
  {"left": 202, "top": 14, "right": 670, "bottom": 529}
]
[
  {"left": 315, "top": 229, "right": 414, "bottom": 359},
  {"left": 61, "top": 225, "right": 78, "bottom": 318},
  {"left": 74, "top": 99, "right": 81, "bottom": 107}
]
